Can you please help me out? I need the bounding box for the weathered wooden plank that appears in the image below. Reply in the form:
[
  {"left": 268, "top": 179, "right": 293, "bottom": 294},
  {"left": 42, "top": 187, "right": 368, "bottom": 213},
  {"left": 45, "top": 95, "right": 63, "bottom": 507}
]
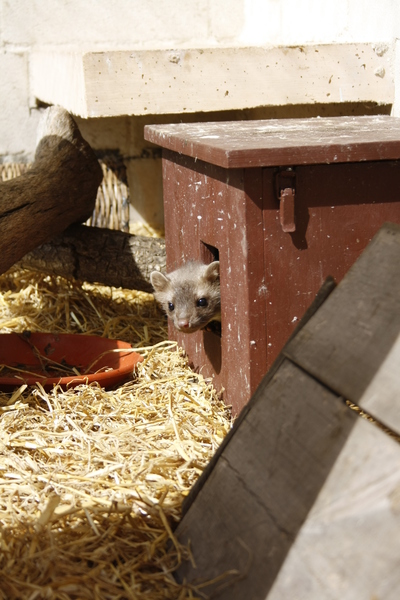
[
  {"left": 145, "top": 115, "right": 400, "bottom": 169},
  {"left": 357, "top": 333, "right": 400, "bottom": 435},
  {"left": 30, "top": 43, "right": 393, "bottom": 118},
  {"left": 267, "top": 416, "right": 400, "bottom": 600},
  {"left": 284, "top": 222, "right": 400, "bottom": 434},
  {"left": 175, "top": 359, "right": 356, "bottom": 599}
]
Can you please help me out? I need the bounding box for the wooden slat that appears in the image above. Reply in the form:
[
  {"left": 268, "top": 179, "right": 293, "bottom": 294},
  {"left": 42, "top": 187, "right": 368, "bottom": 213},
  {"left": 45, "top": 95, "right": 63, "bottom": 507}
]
[
  {"left": 284, "top": 222, "right": 400, "bottom": 435},
  {"left": 357, "top": 334, "right": 400, "bottom": 435},
  {"left": 145, "top": 115, "right": 400, "bottom": 168},
  {"left": 30, "top": 43, "right": 393, "bottom": 118},
  {"left": 175, "top": 359, "right": 356, "bottom": 599},
  {"left": 267, "top": 416, "right": 400, "bottom": 600}
]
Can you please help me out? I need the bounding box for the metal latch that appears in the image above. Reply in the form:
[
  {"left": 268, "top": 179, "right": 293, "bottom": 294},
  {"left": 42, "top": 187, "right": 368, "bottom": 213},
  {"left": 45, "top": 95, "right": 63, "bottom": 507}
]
[{"left": 275, "top": 168, "right": 296, "bottom": 233}]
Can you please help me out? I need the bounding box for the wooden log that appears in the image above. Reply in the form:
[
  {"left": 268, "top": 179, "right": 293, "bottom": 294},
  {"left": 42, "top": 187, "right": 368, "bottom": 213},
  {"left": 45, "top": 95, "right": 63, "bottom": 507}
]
[
  {"left": 17, "top": 223, "right": 166, "bottom": 293},
  {"left": 0, "top": 105, "right": 103, "bottom": 276}
]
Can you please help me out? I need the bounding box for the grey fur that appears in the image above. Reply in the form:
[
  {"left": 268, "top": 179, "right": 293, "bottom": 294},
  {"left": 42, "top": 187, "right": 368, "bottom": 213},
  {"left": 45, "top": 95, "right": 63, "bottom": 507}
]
[{"left": 150, "top": 261, "right": 221, "bottom": 333}]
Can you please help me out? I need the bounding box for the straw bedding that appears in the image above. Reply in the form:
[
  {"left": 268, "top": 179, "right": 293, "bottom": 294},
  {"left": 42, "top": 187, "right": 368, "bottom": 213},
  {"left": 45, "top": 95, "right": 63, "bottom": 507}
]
[{"left": 0, "top": 267, "right": 232, "bottom": 599}]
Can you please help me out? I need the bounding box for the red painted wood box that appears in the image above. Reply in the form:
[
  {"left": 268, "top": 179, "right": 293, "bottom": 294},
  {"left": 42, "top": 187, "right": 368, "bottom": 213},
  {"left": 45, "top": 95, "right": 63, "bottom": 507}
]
[{"left": 144, "top": 116, "right": 400, "bottom": 414}]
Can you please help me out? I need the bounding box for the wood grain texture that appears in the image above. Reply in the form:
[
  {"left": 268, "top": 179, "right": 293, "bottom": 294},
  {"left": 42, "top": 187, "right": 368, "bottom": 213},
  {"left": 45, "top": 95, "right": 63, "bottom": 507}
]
[
  {"left": 18, "top": 224, "right": 166, "bottom": 293},
  {"left": 0, "top": 106, "right": 102, "bottom": 277},
  {"left": 175, "top": 360, "right": 356, "bottom": 599},
  {"left": 267, "top": 416, "right": 400, "bottom": 600},
  {"left": 357, "top": 334, "right": 400, "bottom": 437},
  {"left": 31, "top": 44, "right": 393, "bottom": 118},
  {"left": 145, "top": 115, "right": 400, "bottom": 169},
  {"left": 284, "top": 222, "right": 400, "bottom": 434}
]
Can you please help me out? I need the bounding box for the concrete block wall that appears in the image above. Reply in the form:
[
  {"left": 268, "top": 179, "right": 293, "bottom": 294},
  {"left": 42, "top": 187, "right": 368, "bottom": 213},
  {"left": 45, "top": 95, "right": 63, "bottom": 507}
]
[{"left": 1, "top": 0, "right": 400, "bottom": 228}]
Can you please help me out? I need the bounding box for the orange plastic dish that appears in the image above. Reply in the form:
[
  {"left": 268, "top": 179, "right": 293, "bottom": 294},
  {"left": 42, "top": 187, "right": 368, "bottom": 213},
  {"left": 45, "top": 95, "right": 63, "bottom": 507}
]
[{"left": 0, "top": 332, "right": 143, "bottom": 391}]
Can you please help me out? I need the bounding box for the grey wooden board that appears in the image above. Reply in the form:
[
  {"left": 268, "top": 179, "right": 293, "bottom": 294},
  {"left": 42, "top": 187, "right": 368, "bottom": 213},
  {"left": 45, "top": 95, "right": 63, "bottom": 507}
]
[
  {"left": 357, "top": 333, "right": 400, "bottom": 436},
  {"left": 175, "top": 359, "right": 356, "bottom": 599},
  {"left": 267, "top": 416, "right": 400, "bottom": 600},
  {"left": 284, "top": 222, "right": 400, "bottom": 435}
]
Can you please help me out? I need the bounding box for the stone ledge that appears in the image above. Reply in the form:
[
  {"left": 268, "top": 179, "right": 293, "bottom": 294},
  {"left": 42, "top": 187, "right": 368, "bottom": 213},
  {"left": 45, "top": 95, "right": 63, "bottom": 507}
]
[{"left": 30, "top": 43, "right": 394, "bottom": 118}]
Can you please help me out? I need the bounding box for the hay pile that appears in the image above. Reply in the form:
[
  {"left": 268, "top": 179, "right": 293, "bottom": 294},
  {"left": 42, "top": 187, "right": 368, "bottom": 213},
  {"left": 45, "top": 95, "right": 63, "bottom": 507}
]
[{"left": 0, "top": 267, "right": 232, "bottom": 599}]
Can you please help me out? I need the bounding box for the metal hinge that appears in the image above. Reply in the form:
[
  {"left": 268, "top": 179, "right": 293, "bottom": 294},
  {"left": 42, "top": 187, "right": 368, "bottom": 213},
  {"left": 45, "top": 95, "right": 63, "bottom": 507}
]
[{"left": 275, "top": 168, "right": 296, "bottom": 233}]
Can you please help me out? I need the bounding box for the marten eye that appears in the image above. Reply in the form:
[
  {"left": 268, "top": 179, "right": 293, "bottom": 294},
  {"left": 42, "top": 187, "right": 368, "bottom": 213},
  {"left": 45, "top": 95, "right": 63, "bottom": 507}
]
[
  {"left": 168, "top": 302, "right": 175, "bottom": 312},
  {"left": 197, "top": 298, "right": 208, "bottom": 308}
]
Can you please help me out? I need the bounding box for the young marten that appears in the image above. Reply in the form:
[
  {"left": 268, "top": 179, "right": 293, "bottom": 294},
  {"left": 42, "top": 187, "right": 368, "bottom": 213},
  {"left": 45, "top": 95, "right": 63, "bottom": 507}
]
[{"left": 150, "top": 261, "right": 221, "bottom": 334}]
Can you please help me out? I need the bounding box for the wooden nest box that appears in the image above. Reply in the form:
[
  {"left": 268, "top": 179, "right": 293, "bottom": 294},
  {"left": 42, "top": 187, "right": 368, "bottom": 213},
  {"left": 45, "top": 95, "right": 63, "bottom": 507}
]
[{"left": 145, "top": 115, "right": 400, "bottom": 413}]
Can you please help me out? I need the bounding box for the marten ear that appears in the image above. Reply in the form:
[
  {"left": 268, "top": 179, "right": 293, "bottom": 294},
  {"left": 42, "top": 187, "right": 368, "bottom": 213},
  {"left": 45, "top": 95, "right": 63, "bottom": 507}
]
[
  {"left": 150, "top": 271, "right": 171, "bottom": 292},
  {"left": 204, "top": 261, "right": 220, "bottom": 282}
]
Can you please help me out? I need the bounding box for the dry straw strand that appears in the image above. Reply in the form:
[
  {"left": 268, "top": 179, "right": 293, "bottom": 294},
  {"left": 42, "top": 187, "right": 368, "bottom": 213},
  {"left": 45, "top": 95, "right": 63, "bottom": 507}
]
[{"left": 0, "top": 266, "right": 232, "bottom": 599}]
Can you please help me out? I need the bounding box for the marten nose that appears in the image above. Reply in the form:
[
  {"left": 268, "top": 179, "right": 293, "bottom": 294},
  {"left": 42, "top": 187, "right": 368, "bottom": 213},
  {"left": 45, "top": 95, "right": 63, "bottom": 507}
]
[{"left": 178, "top": 319, "right": 190, "bottom": 328}]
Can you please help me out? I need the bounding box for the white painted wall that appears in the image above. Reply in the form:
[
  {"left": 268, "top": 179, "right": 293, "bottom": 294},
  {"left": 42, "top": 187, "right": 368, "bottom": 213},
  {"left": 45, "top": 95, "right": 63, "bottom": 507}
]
[
  {"left": 239, "top": 0, "right": 400, "bottom": 46},
  {"left": 2, "top": 0, "right": 399, "bottom": 158},
  {"left": 1, "top": 0, "right": 399, "bottom": 225},
  {"left": 0, "top": 0, "right": 245, "bottom": 161}
]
